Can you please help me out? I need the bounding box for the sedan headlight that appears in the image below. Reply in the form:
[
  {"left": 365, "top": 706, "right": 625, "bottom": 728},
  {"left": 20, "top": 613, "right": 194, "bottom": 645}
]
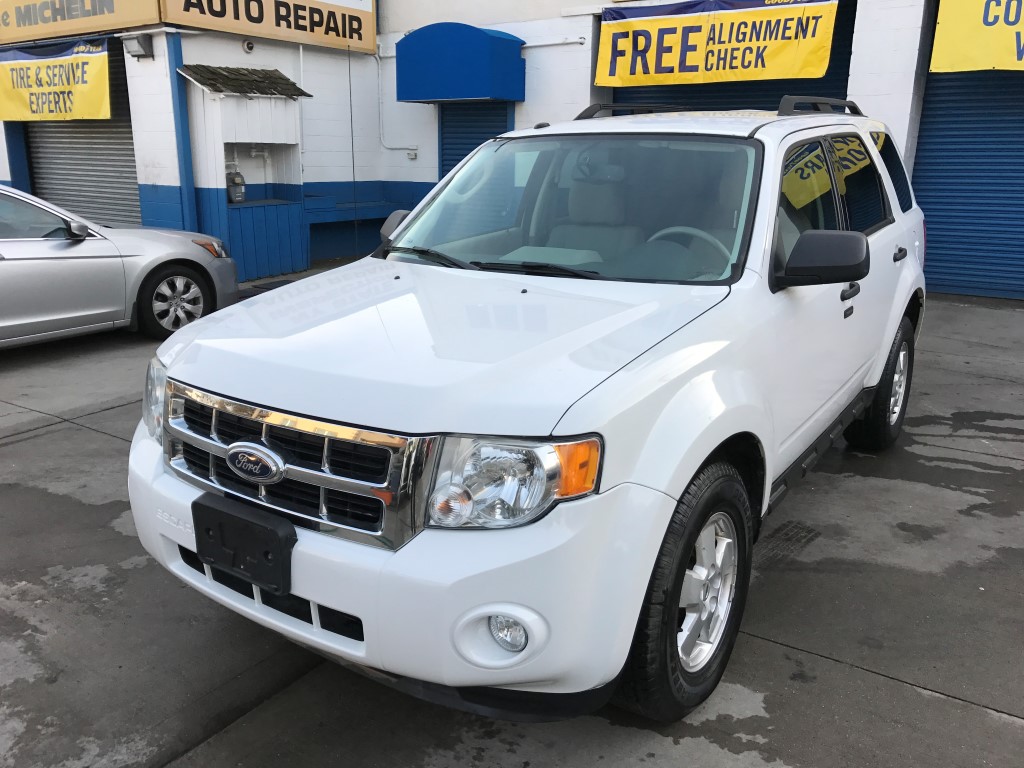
[
  {"left": 142, "top": 358, "right": 168, "bottom": 440},
  {"left": 193, "top": 239, "right": 229, "bottom": 259},
  {"left": 427, "top": 437, "right": 601, "bottom": 529}
]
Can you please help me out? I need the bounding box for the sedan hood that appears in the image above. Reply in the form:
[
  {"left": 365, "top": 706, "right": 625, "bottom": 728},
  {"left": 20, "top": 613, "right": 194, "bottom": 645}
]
[{"left": 160, "top": 258, "right": 727, "bottom": 436}]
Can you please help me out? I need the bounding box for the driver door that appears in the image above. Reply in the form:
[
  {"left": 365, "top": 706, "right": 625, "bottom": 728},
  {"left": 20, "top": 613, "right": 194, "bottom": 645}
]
[{"left": 0, "top": 192, "right": 125, "bottom": 342}]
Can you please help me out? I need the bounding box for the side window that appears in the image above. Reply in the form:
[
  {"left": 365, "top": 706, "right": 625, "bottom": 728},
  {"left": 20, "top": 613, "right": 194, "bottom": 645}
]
[
  {"left": 0, "top": 195, "right": 68, "bottom": 240},
  {"left": 775, "top": 141, "right": 840, "bottom": 269},
  {"left": 829, "top": 136, "right": 891, "bottom": 234},
  {"left": 872, "top": 132, "right": 914, "bottom": 213}
]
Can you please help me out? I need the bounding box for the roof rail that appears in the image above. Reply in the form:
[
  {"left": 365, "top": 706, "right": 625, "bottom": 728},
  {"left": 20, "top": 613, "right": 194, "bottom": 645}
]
[
  {"left": 779, "top": 96, "right": 864, "bottom": 117},
  {"left": 575, "top": 103, "right": 689, "bottom": 120}
]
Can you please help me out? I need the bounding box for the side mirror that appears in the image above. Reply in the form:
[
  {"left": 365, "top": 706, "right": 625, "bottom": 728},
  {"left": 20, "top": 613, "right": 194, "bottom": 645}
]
[
  {"left": 777, "top": 230, "right": 869, "bottom": 288},
  {"left": 67, "top": 221, "right": 90, "bottom": 241},
  {"left": 380, "top": 210, "right": 411, "bottom": 243}
]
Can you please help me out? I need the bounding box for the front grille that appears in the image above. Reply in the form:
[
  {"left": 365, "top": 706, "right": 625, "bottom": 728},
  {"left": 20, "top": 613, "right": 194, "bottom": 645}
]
[
  {"left": 180, "top": 444, "right": 386, "bottom": 533},
  {"left": 164, "top": 381, "right": 438, "bottom": 550}
]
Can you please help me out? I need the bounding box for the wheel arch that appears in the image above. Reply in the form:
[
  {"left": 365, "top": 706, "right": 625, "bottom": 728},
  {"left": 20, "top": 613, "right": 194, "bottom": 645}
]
[
  {"left": 904, "top": 288, "right": 925, "bottom": 340},
  {"left": 704, "top": 432, "right": 767, "bottom": 539}
]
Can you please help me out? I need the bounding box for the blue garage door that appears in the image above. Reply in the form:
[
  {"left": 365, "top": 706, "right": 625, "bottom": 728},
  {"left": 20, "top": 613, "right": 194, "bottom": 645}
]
[
  {"left": 439, "top": 102, "right": 513, "bottom": 177},
  {"left": 612, "top": 0, "right": 857, "bottom": 111},
  {"left": 912, "top": 72, "right": 1024, "bottom": 299}
]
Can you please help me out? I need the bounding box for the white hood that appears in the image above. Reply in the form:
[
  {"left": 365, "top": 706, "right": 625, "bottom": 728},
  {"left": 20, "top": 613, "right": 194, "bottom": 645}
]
[{"left": 160, "top": 257, "right": 728, "bottom": 436}]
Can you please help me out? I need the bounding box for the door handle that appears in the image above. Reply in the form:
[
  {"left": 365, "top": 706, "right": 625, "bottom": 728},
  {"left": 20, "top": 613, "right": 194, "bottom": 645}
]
[
  {"left": 893, "top": 246, "right": 908, "bottom": 263},
  {"left": 840, "top": 282, "right": 860, "bottom": 301}
]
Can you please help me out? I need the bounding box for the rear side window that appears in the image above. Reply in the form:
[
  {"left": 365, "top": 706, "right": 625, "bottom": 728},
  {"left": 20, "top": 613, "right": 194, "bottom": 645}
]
[
  {"left": 829, "top": 136, "right": 891, "bottom": 234},
  {"left": 872, "top": 132, "right": 914, "bottom": 213}
]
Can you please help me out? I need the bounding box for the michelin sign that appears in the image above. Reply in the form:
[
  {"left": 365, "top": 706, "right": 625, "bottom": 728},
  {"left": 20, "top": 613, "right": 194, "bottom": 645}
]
[{"left": 596, "top": 0, "right": 838, "bottom": 87}]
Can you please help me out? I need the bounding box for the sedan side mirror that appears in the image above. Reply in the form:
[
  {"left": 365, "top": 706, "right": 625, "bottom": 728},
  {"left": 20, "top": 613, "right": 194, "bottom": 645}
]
[
  {"left": 777, "top": 230, "right": 869, "bottom": 289},
  {"left": 67, "top": 221, "right": 90, "bottom": 241},
  {"left": 380, "top": 210, "right": 411, "bottom": 243}
]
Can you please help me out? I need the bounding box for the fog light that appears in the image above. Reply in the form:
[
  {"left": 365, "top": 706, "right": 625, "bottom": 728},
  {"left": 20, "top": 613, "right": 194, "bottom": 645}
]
[{"left": 488, "top": 615, "right": 528, "bottom": 653}]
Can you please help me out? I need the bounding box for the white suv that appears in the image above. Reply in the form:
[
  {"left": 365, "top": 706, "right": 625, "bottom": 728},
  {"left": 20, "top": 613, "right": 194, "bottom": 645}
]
[{"left": 129, "top": 98, "right": 925, "bottom": 722}]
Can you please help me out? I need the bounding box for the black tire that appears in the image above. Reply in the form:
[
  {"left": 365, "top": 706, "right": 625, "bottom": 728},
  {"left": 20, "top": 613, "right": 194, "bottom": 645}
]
[
  {"left": 138, "top": 264, "right": 213, "bottom": 340},
  {"left": 843, "top": 316, "right": 915, "bottom": 451},
  {"left": 615, "top": 462, "right": 754, "bottom": 723}
]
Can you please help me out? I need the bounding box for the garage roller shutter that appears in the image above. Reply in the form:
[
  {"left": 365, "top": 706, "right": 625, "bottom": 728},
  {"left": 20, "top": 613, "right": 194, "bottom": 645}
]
[
  {"left": 912, "top": 72, "right": 1024, "bottom": 299},
  {"left": 613, "top": 0, "right": 857, "bottom": 111},
  {"left": 439, "top": 102, "right": 513, "bottom": 177},
  {"left": 26, "top": 41, "right": 142, "bottom": 227}
]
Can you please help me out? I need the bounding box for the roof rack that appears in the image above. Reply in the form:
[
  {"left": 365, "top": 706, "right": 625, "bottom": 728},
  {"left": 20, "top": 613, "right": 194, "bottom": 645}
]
[
  {"left": 778, "top": 96, "right": 864, "bottom": 117},
  {"left": 575, "top": 103, "right": 689, "bottom": 120}
]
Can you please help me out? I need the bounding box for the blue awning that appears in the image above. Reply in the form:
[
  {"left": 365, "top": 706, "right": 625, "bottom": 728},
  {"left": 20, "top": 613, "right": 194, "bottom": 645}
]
[{"left": 396, "top": 23, "right": 525, "bottom": 103}]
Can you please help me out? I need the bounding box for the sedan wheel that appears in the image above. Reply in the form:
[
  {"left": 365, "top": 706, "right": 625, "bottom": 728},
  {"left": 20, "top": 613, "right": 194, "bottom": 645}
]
[
  {"left": 153, "top": 276, "right": 205, "bottom": 332},
  {"left": 138, "top": 265, "right": 213, "bottom": 340}
]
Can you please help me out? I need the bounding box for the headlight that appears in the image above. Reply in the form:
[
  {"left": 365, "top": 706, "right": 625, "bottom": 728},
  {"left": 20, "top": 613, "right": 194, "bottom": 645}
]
[
  {"left": 193, "top": 239, "right": 229, "bottom": 259},
  {"left": 427, "top": 436, "right": 601, "bottom": 529},
  {"left": 142, "top": 358, "right": 168, "bottom": 440}
]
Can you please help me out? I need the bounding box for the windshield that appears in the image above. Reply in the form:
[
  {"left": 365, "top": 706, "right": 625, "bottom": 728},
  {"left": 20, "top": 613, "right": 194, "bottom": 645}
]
[{"left": 390, "top": 134, "right": 760, "bottom": 283}]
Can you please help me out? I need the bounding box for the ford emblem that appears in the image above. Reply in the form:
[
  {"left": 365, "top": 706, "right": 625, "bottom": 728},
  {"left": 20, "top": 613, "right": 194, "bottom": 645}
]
[{"left": 225, "top": 442, "right": 286, "bottom": 485}]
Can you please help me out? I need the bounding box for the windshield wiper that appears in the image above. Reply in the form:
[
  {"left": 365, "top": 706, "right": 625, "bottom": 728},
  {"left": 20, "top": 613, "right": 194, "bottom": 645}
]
[
  {"left": 472, "top": 261, "right": 611, "bottom": 280},
  {"left": 387, "top": 246, "right": 480, "bottom": 270}
]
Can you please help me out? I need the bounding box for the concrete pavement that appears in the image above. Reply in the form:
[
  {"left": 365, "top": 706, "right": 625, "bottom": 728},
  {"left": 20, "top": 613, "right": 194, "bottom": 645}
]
[{"left": 1, "top": 296, "right": 1023, "bottom": 768}]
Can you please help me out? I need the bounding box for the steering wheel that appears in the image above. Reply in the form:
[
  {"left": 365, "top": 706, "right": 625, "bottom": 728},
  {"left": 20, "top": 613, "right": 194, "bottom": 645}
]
[{"left": 647, "top": 226, "right": 733, "bottom": 278}]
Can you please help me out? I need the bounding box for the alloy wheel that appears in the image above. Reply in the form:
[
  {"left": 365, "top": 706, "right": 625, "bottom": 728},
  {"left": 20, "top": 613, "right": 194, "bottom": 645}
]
[
  {"left": 153, "top": 276, "right": 204, "bottom": 332},
  {"left": 677, "top": 510, "right": 738, "bottom": 673}
]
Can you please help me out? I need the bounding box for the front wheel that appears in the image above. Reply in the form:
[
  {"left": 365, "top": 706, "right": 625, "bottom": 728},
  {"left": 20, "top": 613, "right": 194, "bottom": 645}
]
[
  {"left": 615, "top": 462, "right": 754, "bottom": 723},
  {"left": 138, "top": 265, "right": 213, "bottom": 340},
  {"left": 844, "top": 316, "right": 916, "bottom": 451}
]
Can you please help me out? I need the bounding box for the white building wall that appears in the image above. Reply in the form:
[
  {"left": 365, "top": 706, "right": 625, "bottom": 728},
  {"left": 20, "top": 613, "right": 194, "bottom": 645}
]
[
  {"left": 846, "top": 0, "right": 931, "bottom": 170},
  {"left": 491, "top": 15, "right": 600, "bottom": 128},
  {"left": 124, "top": 31, "right": 180, "bottom": 188},
  {"left": 178, "top": 30, "right": 428, "bottom": 187}
]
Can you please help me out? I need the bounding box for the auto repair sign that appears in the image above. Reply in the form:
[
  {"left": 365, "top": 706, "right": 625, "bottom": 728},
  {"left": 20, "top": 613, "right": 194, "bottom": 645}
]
[
  {"left": 0, "top": 40, "right": 110, "bottom": 120},
  {"left": 161, "top": 0, "right": 376, "bottom": 54},
  {"left": 595, "top": 0, "right": 838, "bottom": 87},
  {"left": 931, "top": 0, "right": 1024, "bottom": 72}
]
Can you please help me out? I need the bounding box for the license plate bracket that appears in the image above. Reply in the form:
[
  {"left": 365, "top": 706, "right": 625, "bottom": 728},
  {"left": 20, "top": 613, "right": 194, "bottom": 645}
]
[{"left": 192, "top": 494, "right": 297, "bottom": 596}]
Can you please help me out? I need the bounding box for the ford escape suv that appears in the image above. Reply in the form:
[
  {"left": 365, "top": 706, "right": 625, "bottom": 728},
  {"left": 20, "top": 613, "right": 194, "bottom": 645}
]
[{"left": 129, "top": 98, "right": 925, "bottom": 722}]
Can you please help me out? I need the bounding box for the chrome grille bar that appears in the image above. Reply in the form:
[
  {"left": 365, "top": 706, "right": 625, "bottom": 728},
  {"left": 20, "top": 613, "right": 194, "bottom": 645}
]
[{"left": 163, "top": 380, "right": 440, "bottom": 550}]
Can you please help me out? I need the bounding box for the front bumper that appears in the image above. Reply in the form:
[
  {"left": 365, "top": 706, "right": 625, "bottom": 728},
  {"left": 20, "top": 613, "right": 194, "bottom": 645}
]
[
  {"left": 128, "top": 423, "right": 677, "bottom": 699},
  {"left": 208, "top": 257, "right": 239, "bottom": 309}
]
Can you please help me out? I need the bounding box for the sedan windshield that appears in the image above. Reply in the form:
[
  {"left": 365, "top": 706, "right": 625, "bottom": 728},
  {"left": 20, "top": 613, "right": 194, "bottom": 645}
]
[{"left": 389, "top": 134, "right": 759, "bottom": 283}]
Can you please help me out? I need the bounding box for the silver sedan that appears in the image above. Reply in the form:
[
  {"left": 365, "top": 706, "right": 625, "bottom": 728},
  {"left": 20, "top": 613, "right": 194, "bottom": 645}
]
[{"left": 0, "top": 185, "right": 239, "bottom": 349}]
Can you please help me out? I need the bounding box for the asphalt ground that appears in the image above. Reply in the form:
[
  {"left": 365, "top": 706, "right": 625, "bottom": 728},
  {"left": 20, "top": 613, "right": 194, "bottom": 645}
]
[{"left": 1, "top": 293, "right": 1022, "bottom": 768}]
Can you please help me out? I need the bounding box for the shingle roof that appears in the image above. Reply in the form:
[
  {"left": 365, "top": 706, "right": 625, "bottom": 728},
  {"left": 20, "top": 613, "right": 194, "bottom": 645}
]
[{"left": 178, "top": 65, "right": 311, "bottom": 98}]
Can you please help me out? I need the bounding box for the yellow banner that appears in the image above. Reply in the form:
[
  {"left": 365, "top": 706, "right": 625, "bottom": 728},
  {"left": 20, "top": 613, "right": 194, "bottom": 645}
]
[
  {"left": 596, "top": 0, "right": 838, "bottom": 87},
  {"left": 0, "top": 40, "right": 110, "bottom": 121},
  {"left": 0, "top": 0, "right": 161, "bottom": 45},
  {"left": 160, "top": 0, "right": 376, "bottom": 54},
  {"left": 931, "top": 0, "right": 1024, "bottom": 72}
]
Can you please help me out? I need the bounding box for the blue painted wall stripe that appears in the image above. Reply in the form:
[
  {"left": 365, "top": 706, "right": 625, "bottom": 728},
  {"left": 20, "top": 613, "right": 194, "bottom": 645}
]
[
  {"left": 166, "top": 32, "right": 198, "bottom": 232},
  {"left": 3, "top": 123, "right": 31, "bottom": 193}
]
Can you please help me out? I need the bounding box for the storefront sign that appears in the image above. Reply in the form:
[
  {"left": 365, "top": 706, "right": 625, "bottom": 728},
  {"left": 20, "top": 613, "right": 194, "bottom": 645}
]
[
  {"left": 595, "top": 0, "right": 838, "bottom": 87},
  {"left": 0, "top": 40, "right": 110, "bottom": 120},
  {"left": 931, "top": 0, "right": 1024, "bottom": 72},
  {"left": 160, "top": 0, "right": 376, "bottom": 54},
  {"left": 0, "top": 0, "right": 161, "bottom": 45}
]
